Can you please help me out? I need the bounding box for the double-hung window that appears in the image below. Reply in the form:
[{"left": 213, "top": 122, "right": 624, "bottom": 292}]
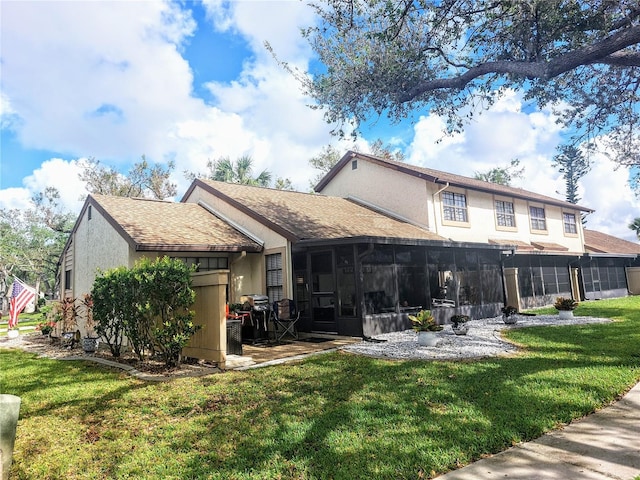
[
  {"left": 495, "top": 200, "right": 516, "bottom": 228},
  {"left": 563, "top": 213, "right": 577, "bottom": 234},
  {"left": 529, "top": 206, "right": 547, "bottom": 231},
  {"left": 442, "top": 191, "right": 468, "bottom": 223}
]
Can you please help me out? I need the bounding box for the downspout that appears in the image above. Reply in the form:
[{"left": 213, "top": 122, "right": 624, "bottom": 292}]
[{"left": 432, "top": 181, "right": 450, "bottom": 236}]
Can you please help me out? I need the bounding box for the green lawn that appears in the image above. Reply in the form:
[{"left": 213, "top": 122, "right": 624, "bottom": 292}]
[
  {"left": 2, "top": 297, "right": 640, "bottom": 479},
  {"left": 0, "top": 312, "right": 42, "bottom": 336}
]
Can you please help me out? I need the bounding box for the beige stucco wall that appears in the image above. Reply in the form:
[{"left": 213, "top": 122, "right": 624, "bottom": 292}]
[
  {"left": 71, "top": 206, "right": 131, "bottom": 299},
  {"left": 321, "top": 157, "right": 585, "bottom": 252},
  {"left": 319, "top": 158, "right": 431, "bottom": 228},
  {"left": 432, "top": 186, "right": 585, "bottom": 252}
]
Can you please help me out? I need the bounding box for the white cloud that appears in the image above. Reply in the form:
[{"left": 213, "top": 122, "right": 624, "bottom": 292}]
[
  {"left": 0, "top": 158, "right": 87, "bottom": 214},
  {"left": 406, "top": 93, "right": 638, "bottom": 242},
  {"left": 1, "top": 0, "right": 333, "bottom": 197},
  {"left": 580, "top": 153, "right": 640, "bottom": 242}
]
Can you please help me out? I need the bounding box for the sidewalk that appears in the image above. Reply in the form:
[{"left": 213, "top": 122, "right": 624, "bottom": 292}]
[{"left": 437, "top": 381, "right": 640, "bottom": 479}]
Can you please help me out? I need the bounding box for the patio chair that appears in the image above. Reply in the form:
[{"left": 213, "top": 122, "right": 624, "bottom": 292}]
[{"left": 272, "top": 298, "right": 300, "bottom": 342}]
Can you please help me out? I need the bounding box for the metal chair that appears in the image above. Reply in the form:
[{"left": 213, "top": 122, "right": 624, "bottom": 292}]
[{"left": 272, "top": 299, "right": 300, "bottom": 341}]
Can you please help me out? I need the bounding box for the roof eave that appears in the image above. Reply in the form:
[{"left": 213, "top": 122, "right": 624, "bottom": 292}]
[{"left": 135, "top": 244, "right": 263, "bottom": 253}]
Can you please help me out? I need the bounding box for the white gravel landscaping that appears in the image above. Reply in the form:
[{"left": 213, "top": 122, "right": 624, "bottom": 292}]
[{"left": 341, "top": 315, "right": 613, "bottom": 361}]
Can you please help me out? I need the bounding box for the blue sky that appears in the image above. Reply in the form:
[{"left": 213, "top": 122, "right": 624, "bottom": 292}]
[{"left": 1, "top": 0, "right": 638, "bottom": 241}]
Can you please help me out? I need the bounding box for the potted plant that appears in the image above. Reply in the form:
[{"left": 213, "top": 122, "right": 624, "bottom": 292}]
[
  {"left": 58, "top": 297, "right": 79, "bottom": 348},
  {"left": 35, "top": 305, "right": 56, "bottom": 336},
  {"left": 554, "top": 297, "right": 578, "bottom": 319},
  {"left": 450, "top": 314, "right": 470, "bottom": 335},
  {"left": 501, "top": 305, "right": 519, "bottom": 324},
  {"left": 409, "top": 310, "right": 443, "bottom": 347},
  {"left": 80, "top": 294, "right": 99, "bottom": 353}
]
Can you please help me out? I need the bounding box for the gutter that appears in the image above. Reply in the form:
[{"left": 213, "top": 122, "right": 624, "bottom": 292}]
[{"left": 432, "top": 181, "right": 450, "bottom": 236}]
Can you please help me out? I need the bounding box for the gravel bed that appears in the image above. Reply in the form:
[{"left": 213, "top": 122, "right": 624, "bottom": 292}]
[{"left": 341, "top": 315, "right": 612, "bottom": 361}]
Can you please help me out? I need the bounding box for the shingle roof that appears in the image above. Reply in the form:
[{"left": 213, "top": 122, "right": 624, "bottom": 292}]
[
  {"left": 316, "top": 151, "right": 594, "bottom": 213},
  {"left": 90, "top": 194, "right": 262, "bottom": 252},
  {"left": 584, "top": 229, "right": 640, "bottom": 255},
  {"left": 191, "top": 180, "right": 447, "bottom": 243}
]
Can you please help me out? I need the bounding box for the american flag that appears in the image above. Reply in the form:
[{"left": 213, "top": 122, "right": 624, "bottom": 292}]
[{"left": 8, "top": 278, "right": 36, "bottom": 329}]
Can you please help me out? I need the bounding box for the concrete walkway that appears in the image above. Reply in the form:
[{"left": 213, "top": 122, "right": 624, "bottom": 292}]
[{"left": 436, "top": 381, "right": 640, "bottom": 479}]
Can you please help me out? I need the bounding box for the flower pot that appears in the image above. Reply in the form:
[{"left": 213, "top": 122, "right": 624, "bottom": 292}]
[
  {"left": 82, "top": 337, "right": 99, "bottom": 354},
  {"left": 417, "top": 331, "right": 439, "bottom": 347},
  {"left": 558, "top": 310, "right": 574, "bottom": 320},
  {"left": 452, "top": 324, "right": 469, "bottom": 335},
  {"left": 503, "top": 314, "right": 518, "bottom": 325}
]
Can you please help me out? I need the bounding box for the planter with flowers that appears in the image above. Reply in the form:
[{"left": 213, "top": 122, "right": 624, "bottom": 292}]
[
  {"left": 554, "top": 297, "right": 578, "bottom": 320},
  {"left": 450, "top": 314, "right": 470, "bottom": 335},
  {"left": 409, "top": 310, "right": 443, "bottom": 347},
  {"left": 501, "top": 305, "right": 519, "bottom": 324}
]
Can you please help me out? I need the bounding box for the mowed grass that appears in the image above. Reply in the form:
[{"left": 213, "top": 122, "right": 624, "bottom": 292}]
[
  {"left": 0, "top": 312, "right": 41, "bottom": 336},
  {"left": 2, "top": 297, "right": 640, "bottom": 479}
]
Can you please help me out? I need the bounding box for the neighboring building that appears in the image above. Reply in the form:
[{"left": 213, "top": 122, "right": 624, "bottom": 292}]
[
  {"left": 315, "top": 151, "right": 639, "bottom": 309},
  {"left": 581, "top": 229, "right": 640, "bottom": 299}
]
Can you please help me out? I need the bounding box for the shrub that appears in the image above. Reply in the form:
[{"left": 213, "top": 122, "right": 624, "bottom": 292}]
[
  {"left": 91, "top": 257, "right": 199, "bottom": 367},
  {"left": 92, "top": 266, "right": 131, "bottom": 357},
  {"left": 409, "top": 310, "right": 443, "bottom": 332}
]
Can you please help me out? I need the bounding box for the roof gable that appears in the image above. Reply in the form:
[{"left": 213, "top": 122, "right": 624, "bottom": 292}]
[{"left": 316, "top": 150, "right": 594, "bottom": 213}]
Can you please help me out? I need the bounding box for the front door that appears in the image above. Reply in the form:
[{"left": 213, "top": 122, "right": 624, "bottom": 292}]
[{"left": 310, "top": 251, "right": 337, "bottom": 333}]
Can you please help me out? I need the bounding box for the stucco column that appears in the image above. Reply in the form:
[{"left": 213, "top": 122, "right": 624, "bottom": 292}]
[
  {"left": 184, "top": 271, "right": 229, "bottom": 369},
  {"left": 570, "top": 267, "right": 581, "bottom": 301},
  {"left": 626, "top": 267, "right": 640, "bottom": 295}
]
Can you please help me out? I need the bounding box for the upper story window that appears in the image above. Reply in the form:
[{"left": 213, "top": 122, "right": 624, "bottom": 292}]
[
  {"left": 495, "top": 200, "right": 516, "bottom": 227},
  {"left": 529, "top": 206, "right": 547, "bottom": 231},
  {"left": 442, "top": 191, "right": 468, "bottom": 223},
  {"left": 563, "top": 212, "right": 578, "bottom": 234}
]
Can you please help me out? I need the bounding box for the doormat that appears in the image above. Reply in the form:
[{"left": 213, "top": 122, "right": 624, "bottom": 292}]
[{"left": 297, "top": 337, "right": 333, "bottom": 343}]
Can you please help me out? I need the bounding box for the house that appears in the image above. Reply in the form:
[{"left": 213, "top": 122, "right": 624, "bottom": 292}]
[
  {"left": 180, "top": 178, "right": 504, "bottom": 336},
  {"left": 59, "top": 152, "right": 640, "bottom": 361},
  {"left": 315, "top": 151, "right": 640, "bottom": 309}
]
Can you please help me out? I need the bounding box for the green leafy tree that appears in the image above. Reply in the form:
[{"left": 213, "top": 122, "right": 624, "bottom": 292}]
[
  {"left": 474, "top": 159, "right": 524, "bottom": 186},
  {"left": 629, "top": 218, "right": 640, "bottom": 240},
  {"left": 0, "top": 188, "right": 74, "bottom": 302},
  {"left": 309, "top": 145, "right": 343, "bottom": 188},
  {"left": 296, "top": 1, "right": 640, "bottom": 181},
  {"left": 80, "top": 155, "right": 176, "bottom": 200}
]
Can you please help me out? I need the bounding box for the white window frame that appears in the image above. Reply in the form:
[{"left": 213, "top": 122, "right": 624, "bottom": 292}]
[
  {"left": 495, "top": 199, "right": 516, "bottom": 229},
  {"left": 563, "top": 212, "right": 578, "bottom": 235},
  {"left": 442, "top": 191, "right": 469, "bottom": 224},
  {"left": 529, "top": 205, "right": 547, "bottom": 232}
]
